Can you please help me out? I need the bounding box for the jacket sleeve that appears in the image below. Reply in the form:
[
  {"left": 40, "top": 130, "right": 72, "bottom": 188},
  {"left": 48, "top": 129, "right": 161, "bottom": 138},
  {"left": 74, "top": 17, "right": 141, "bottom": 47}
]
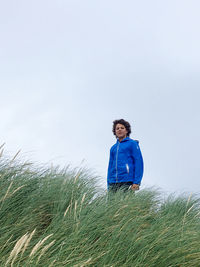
[
  {"left": 107, "top": 148, "right": 114, "bottom": 188},
  {"left": 131, "top": 141, "right": 144, "bottom": 185}
]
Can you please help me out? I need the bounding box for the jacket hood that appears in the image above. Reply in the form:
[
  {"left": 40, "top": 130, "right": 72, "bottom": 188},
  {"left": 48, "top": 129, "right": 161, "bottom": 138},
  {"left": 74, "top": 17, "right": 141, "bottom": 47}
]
[{"left": 117, "top": 137, "right": 139, "bottom": 144}]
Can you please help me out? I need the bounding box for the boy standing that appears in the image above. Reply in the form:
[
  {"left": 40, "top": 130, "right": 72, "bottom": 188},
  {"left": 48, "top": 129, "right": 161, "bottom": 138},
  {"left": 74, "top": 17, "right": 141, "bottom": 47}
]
[{"left": 107, "top": 119, "right": 144, "bottom": 192}]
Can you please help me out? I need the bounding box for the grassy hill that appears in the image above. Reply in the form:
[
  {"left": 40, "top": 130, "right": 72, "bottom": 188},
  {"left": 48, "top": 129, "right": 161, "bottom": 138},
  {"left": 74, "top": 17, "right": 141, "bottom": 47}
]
[{"left": 0, "top": 156, "right": 200, "bottom": 266}]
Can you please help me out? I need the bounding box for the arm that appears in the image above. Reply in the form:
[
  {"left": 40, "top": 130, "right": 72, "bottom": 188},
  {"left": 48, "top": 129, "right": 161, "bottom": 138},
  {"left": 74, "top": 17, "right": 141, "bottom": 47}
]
[
  {"left": 107, "top": 148, "right": 114, "bottom": 189},
  {"left": 131, "top": 141, "right": 144, "bottom": 186}
]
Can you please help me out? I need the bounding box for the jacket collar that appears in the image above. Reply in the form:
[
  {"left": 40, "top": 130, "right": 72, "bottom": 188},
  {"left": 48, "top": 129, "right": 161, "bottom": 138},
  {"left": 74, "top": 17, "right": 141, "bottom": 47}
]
[{"left": 117, "top": 136, "right": 130, "bottom": 143}]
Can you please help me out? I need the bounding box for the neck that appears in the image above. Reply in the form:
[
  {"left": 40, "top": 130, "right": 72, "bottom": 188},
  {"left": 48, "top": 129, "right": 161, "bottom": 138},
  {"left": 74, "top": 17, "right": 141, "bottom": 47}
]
[{"left": 118, "top": 136, "right": 127, "bottom": 142}]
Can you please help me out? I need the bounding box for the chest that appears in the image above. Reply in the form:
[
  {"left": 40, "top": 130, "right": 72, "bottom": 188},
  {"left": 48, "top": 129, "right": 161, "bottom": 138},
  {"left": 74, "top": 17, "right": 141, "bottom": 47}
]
[{"left": 112, "top": 142, "right": 131, "bottom": 157}]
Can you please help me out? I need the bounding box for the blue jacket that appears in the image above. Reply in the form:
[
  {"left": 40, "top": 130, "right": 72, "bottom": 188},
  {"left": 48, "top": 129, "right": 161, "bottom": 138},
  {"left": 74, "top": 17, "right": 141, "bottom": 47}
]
[{"left": 107, "top": 137, "right": 144, "bottom": 187}]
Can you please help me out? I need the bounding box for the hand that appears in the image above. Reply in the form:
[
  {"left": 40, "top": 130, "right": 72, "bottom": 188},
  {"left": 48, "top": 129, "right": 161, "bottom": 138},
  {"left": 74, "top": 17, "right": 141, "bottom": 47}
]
[{"left": 131, "top": 184, "right": 140, "bottom": 191}]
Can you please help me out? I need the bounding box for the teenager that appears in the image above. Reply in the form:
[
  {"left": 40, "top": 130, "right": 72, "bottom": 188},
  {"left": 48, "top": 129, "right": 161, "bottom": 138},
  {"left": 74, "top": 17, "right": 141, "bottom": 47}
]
[{"left": 107, "top": 119, "right": 144, "bottom": 192}]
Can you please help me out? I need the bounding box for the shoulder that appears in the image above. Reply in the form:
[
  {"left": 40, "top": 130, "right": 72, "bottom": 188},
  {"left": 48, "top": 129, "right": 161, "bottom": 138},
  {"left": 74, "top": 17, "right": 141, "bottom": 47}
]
[
  {"left": 127, "top": 137, "right": 139, "bottom": 145},
  {"left": 127, "top": 138, "right": 140, "bottom": 150},
  {"left": 110, "top": 142, "right": 117, "bottom": 151}
]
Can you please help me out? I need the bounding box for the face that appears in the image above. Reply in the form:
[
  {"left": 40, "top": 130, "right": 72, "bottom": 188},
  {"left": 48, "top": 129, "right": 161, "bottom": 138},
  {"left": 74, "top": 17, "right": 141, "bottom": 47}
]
[{"left": 115, "top": 123, "right": 128, "bottom": 140}]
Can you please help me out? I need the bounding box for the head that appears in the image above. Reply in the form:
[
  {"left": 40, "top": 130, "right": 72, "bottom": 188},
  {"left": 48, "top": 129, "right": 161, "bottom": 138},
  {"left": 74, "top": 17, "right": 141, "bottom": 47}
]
[{"left": 112, "top": 119, "right": 131, "bottom": 140}]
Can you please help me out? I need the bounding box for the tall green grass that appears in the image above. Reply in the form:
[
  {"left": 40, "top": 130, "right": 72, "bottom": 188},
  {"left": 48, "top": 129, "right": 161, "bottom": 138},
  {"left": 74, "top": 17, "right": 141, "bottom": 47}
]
[{"left": 0, "top": 154, "right": 200, "bottom": 266}]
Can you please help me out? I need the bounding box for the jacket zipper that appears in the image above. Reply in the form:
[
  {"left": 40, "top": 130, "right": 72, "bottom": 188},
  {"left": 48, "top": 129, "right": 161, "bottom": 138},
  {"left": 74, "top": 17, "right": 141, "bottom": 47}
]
[{"left": 116, "top": 142, "right": 120, "bottom": 183}]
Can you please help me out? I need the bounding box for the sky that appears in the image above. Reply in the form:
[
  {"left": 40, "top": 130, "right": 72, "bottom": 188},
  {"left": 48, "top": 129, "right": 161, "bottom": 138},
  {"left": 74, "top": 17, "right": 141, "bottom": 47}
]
[{"left": 0, "top": 0, "right": 200, "bottom": 195}]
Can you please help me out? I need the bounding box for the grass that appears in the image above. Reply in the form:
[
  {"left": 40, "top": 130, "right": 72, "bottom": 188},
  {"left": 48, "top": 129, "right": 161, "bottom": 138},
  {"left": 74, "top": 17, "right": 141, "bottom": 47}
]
[{"left": 0, "top": 154, "right": 200, "bottom": 266}]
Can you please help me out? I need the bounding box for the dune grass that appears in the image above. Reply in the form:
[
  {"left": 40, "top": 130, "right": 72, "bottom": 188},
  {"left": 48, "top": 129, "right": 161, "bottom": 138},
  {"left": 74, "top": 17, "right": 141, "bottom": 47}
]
[{"left": 0, "top": 155, "right": 200, "bottom": 266}]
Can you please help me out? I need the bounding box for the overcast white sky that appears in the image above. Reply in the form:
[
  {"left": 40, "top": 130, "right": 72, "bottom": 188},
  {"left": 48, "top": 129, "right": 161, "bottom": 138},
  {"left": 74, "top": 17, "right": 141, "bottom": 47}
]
[{"left": 1, "top": 0, "right": 200, "bottom": 194}]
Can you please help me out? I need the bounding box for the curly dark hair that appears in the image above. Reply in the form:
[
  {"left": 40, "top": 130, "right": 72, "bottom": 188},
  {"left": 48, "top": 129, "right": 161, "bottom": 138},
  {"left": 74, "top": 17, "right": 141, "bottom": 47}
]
[{"left": 112, "top": 119, "right": 131, "bottom": 137}]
